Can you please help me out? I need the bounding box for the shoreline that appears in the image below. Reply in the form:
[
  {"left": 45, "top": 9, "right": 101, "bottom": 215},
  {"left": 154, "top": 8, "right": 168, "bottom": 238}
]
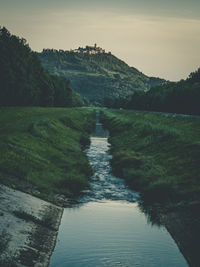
[
  {"left": 2, "top": 172, "right": 198, "bottom": 266},
  {"left": 140, "top": 202, "right": 200, "bottom": 267},
  {"left": 100, "top": 109, "right": 200, "bottom": 267},
  {"left": 0, "top": 107, "right": 95, "bottom": 266},
  {"left": 161, "top": 208, "right": 200, "bottom": 267},
  {"left": 0, "top": 184, "right": 63, "bottom": 267}
]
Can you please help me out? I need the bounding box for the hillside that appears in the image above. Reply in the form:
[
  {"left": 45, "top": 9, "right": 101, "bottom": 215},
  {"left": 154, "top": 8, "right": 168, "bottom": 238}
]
[
  {"left": 0, "top": 27, "right": 82, "bottom": 107},
  {"left": 37, "top": 47, "right": 165, "bottom": 105}
]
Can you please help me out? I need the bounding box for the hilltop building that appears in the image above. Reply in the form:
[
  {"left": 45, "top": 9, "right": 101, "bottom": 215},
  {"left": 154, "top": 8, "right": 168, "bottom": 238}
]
[{"left": 72, "top": 44, "right": 105, "bottom": 54}]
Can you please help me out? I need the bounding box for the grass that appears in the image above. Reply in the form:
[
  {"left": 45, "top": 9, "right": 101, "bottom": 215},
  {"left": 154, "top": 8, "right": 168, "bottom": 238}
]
[
  {"left": 101, "top": 109, "right": 200, "bottom": 206},
  {"left": 0, "top": 107, "right": 95, "bottom": 202}
]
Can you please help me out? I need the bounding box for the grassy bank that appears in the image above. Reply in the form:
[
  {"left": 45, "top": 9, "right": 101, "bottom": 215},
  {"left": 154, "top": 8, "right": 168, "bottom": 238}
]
[
  {"left": 101, "top": 109, "right": 200, "bottom": 207},
  {"left": 0, "top": 107, "right": 95, "bottom": 202}
]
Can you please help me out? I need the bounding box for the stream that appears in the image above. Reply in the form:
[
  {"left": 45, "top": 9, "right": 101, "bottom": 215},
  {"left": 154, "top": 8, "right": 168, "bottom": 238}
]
[{"left": 50, "top": 121, "right": 188, "bottom": 267}]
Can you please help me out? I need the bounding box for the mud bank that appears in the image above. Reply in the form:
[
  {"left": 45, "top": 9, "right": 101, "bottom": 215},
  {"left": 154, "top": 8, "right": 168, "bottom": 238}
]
[
  {"left": 0, "top": 184, "right": 63, "bottom": 267},
  {"left": 161, "top": 209, "right": 200, "bottom": 267}
]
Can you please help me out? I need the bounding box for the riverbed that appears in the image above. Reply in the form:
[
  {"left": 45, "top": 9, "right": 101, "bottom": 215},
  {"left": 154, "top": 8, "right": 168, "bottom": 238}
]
[{"left": 50, "top": 122, "right": 188, "bottom": 266}]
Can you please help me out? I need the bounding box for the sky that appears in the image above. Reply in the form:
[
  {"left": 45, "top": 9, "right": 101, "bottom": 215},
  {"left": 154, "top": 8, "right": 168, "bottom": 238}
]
[{"left": 1, "top": 0, "right": 200, "bottom": 81}]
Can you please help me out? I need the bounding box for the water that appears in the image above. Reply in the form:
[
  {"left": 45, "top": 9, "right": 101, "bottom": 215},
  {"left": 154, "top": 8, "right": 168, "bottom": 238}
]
[{"left": 50, "top": 122, "right": 188, "bottom": 267}]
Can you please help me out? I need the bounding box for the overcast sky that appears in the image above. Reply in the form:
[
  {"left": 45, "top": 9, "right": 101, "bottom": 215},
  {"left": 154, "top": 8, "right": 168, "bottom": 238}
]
[{"left": 1, "top": 0, "right": 200, "bottom": 80}]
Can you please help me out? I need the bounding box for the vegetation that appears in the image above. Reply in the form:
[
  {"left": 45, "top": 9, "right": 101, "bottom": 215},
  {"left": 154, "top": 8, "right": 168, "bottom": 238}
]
[
  {"left": 13, "top": 210, "right": 56, "bottom": 231},
  {"left": 0, "top": 107, "right": 95, "bottom": 201},
  {"left": 37, "top": 49, "right": 165, "bottom": 105},
  {"left": 101, "top": 109, "right": 200, "bottom": 207},
  {"left": 0, "top": 27, "right": 82, "bottom": 107},
  {"left": 108, "top": 68, "right": 200, "bottom": 115}
]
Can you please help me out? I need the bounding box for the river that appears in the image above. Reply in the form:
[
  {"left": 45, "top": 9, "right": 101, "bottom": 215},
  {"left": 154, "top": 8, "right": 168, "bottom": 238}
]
[{"left": 50, "top": 121, "right": 188, "bottom": 267}]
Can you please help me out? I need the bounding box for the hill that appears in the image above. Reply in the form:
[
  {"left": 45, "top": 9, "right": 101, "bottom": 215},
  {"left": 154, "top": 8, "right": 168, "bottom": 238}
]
[
  {"left": 37, "top": 46, "right": 165, "bottom": 105},
  {"left": 0, "top": 27, "right": 82, "bottom": 107}
]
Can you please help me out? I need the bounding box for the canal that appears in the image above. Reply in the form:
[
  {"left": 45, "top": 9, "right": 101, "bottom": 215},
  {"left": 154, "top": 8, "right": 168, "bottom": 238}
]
[{"left": 50, "top": 120, "right": 188, "bottom": 267}]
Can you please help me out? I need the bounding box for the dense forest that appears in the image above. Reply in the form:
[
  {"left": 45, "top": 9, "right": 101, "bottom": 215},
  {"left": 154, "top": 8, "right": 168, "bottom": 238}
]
[
  {"left": 0, "top": 27, "right": 82, "bottom": 107},
  {"left": 107, "top": 68, "right": 200, "bottom": 115},
  {"left": 38, "top": 49, "right": 165, "bottom": 105}
]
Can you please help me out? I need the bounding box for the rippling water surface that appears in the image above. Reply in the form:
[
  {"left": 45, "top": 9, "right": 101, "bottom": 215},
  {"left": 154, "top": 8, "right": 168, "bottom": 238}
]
[
  {"left": 78, "top": 136, "right": 139, "bottom": 203},
  {"left": 50, "top": 122, "right": 188, "bottom": 267}
]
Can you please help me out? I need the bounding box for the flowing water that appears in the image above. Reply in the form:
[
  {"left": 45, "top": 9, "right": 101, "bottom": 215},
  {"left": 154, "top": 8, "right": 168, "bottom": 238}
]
[{"left": 50, "top": 122, "right": 188, "bottom": 267}]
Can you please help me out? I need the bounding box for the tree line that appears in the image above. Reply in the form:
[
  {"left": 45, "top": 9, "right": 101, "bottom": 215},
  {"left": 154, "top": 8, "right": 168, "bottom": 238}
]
[
  {"left": 105, "top": 68, "right": 200, "bottom": 115},
  {"left": 0, "top": 27, "right": 82, "bottom": 107}
]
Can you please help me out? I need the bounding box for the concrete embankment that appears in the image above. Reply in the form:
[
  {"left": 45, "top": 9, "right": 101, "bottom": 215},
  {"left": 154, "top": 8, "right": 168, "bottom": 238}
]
[{"left": 0, "top": 184, "right": 63, "bottom": 267}]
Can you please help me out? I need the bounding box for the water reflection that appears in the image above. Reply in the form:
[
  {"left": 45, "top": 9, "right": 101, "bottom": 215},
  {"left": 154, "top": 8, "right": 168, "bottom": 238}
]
[
  {"left": 50, "top": 201, "right": 187, "bottom": 267},
  {"left": 138, "top": 201, "right": 163, "bottom": 227},
  {"left": 92, "top": 123, "right": 109, "bottom": 138}
]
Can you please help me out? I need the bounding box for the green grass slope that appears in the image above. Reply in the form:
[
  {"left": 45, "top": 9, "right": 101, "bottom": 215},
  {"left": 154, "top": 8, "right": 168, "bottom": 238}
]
[
  {"left": 101, "top": 109, "right": 200, "bottom": 207},
  {"left": 0, "top": 107, "right": 95, "bottom": 202},
  {"left": 37, "top": 50, "right": 165, "bottom": 105}
]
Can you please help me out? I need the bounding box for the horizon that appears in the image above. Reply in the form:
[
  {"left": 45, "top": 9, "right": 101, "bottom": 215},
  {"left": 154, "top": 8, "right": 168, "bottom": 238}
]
[{"left": 1, "top": 0, "right": 200, "bottom": 81}]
